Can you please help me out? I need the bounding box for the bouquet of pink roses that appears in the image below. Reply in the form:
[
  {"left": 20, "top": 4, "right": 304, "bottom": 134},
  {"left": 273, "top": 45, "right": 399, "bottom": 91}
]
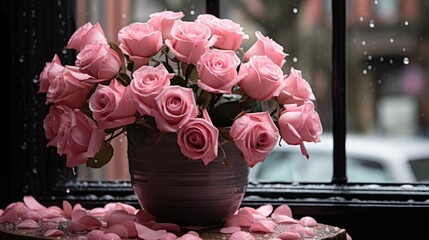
[{"left": 38, "top": 10, "right": 323, "bottom": 170}]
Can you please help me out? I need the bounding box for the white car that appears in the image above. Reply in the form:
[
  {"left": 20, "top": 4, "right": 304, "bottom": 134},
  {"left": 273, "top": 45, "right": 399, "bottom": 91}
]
[{"left": 249, "top": 133, "right": 429, "bottom": 183}]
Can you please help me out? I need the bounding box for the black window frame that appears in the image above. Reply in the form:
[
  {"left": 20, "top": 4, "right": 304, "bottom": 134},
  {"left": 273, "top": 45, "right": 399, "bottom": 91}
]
[{"left": 4, "top": 0, "right": 429, "bottom": 239}]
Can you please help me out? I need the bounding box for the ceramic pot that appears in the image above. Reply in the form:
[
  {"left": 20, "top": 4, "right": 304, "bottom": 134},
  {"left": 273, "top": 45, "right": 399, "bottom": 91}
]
[{"left": 127, "top": 124, "right": 249, "bottom": 227}]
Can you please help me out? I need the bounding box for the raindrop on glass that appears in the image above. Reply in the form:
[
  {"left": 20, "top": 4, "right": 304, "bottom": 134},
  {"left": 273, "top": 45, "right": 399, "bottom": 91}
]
[
  {"left": 363, "top": 69, "right": 367, "bottom": 74},
  {"left": 380, "top": 57, "right": 384, "bottom": 62},
  {"left": 359, "top": 17, "right": 364, "bottom": 22},
  {"left": 190, "top": 10, "right": 195, "bottom": 15},
  {"left": 62, "top": 49, "right": 67, "bottom": 54},
  {"left": 369, "top": 20, "right": 375, "bottom": 28},
  {"left": 293, "top": 57, "right": 298, "bottom": 63},
  {"left": 72, "top": 167, "right": 77, "bottom": 176},
  {"left": 403, "top": 57, "right": 409, "bottom": 65},
  {"left": 367, "top": 65, "right": 372, "bottom": 70},
  {"left": 389, "top": 59, "right": 394, "bottom": 64},
  {"left": 368, "top": 56, "right": 372, "bottom": 60},
  {"left": 404, "top": 21, "right": 409, "bottom": 26},
  {"left": 293, "top": 8, "right": 298, "bottom": 14},
  {"left": 361, "top": 41, "right": 366, "bottom": 46},
  {"left": 389, "top": 38, "right": 394, "bottom": 43},
  {"left": 402, "top": 48, "right": 406, "bottom": 52},
  {"left": 377, "top": 79, "right": 382, "bottom": 84},
  {"left": 32, "top": 167, "right": 37, "bottom": 174},
  {"left": 66, "top": 188, "right": 71, "bottom": 193},
  {"left": 122, "top": 14, "right": 126, "bottom": 19}
]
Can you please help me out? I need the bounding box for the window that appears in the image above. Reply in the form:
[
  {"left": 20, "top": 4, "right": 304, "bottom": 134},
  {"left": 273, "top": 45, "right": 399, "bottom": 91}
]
[{"left": 5, "top": 0, "right": 429, "bottom": 239}]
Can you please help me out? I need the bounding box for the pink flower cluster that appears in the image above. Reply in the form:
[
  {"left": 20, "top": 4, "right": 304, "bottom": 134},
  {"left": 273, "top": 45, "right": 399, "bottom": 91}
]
[
  {"left": 0, "top": 196, "right": 352, "bottom": 240},
  {"left": 38, "top": 10, "right": 323, "bottom": 168}
]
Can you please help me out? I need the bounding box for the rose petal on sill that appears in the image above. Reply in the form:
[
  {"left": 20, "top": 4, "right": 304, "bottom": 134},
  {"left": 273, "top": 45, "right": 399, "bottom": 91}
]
[
  {"left": 89, "top": 207, "right": 106, "bottom": 218},
  {"left": 22, "top": 209, "right": 41, "bottom": 221},
  {"left": 41, "top": 221, "right": 59, "bottom": 231},
  {"left": 271, "top": 204, "right": 293, "bottom": 219},
  {"left": 150, "top": 222, "right": 181, "bottom": 232},
  {"left": 177, "top": 232, "right": 203, "bottom": 240},
  {"left": 86, "top": 229, "right": 106, "bottom": 240},
  {"left": 256, "top": 204, "right": 274, "bottom": 217},
  {"left": 136, "top": 209, "right": 157, "bottom": 223},
  {"left": 220, "top": 226, "right": 241, "bottom": 234},
  {"left": 273, "top": 215, "right": 298, "bottom": 224},
  {"left": 102, "top": 232, "right": 122, "bottom": 240},
  {"left": 299, "top": 216, "right": 317, "bottom": 227},
  {"left": 249, "top": 220, "right": 277, "bottom": 233},
  {"left": 72, "top": 209, "right": 89, "bottom": 221},
  {"left": 161, "top": 232, "right": 178, "bottom": 240},
  {"left": 346, "top": 233, "right": 353, "bottom": 240},
  {"left": 67, "top": 221, "right": 88, "bottom": 233},
  {"left": 104, "top": 202, "right": 137, "bottom": 215},
  {"left": 224, "top": 214, "right": 253, "bottom": 227},
  {"left": 106, "top": 209, "right": 136, "bottom": 227},
  {"left": 78, "top": 215, "right": 102, "bottom": 228},
  {"left": 105, "top": 221, "right": 138, "bottom": 238},
  {"left": 16, "top": 219, "right": 40, "bottom": 229},
  {"left": 302, "top": 226, "right": 316, "bottom": 238},
  {"left": 288, "top": 224, "right": 304, "bottom": 235},
  {"left": 42, "top": 216, "right": 68, "bottom": 223},
  {"left": 63, "top": 200, "right": 73, "bottom": 218},
  {"left": 43, "top": 228, "right": 65, "bottom": 237},
  {"left": 228, "top": 231, "right": 255, "bottom": 240},
  {"left": 135, "top": 222, "right": 168, "bottom": 240},
  {"left": 23, "top": 195, "right": 46, "bottom": 210},
  {"left": 277, "top": 231, "right": 301, "bottom": 240}
]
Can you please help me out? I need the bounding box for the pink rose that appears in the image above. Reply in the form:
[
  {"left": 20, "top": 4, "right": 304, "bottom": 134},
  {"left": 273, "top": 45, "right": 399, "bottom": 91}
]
[
  {"left": 118, "top": 22, "right": 163, "bottom": 69},
  {"left": 89, "top": 79, "right": 137, "bottom": 129},
  {"left": 238, "top": 55, "right": 287, "bottom": 101},
  {"left": 278, "top": 101, "right": 323, "bottom": 158},
  {"left": 177, "top": 109, "right": 219, "bottom": 165},
  {"left": 196, "top": 14, "right": 249, "bottom": 51},
  {"left": 196, "top": 49, "right": 245, "bottom": 94},
  {"left": 66, "top": 22, "right": 107, "bottom": 52},
  {"left": 46, "top": 66, "right": 93, "bottom": 109},
  {"left": 148, "top": 10, "right": 185, "bottom": 39},
  {"left": 278, "top": 67, "right": 316, "bottom": 105},
  {"left": 75, "top": 42, "right": 122, "bottom": 82},
  {"left": 38, "top": 54, "right": 65, "bottom": 93},
  {"left": 151, "top": 86, "right": 199, "bottom": 132},
  {"left": 244, "top": 31, "right": 288, "bottom": 68},
  {"left": 43, "top": 105, "right": 72, "bottom": 147},
  {"left": 230, "top": 112, "right": 279, "bottom": 167},
  {"left": 127, "top": 64, "right": 172, "bottom": 115},
  {"left": 165, "top": 21, "right": 216, "bottom": 64},
  {"left": 56, "top": 109, "right": 105, "bottom": 168}
]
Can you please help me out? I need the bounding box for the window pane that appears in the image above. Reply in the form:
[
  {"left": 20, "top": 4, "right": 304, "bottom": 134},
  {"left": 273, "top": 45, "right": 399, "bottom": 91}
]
[{"left": 346, "top": 0, "right": 429, "bottom": 183}]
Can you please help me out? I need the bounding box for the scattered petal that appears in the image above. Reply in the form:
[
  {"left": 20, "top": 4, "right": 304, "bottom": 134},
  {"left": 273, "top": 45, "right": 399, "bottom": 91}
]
[
  {"left": 72, "top": 209, "right": 88, "bottom": 221},
  {"left": 63, "top": 200, "right": 73, "bottom": 218},
  {"left": 302, "top": 226, "right": 316, "bottom": 238},
  {"left": 136, "top": 209, "right": 157, "bottom": 223},
  {"left": 161, "top": 232, "right": 178, "bottom": 240},
  {"left": 106, "top": 209, "right": 136, "bottom": 227},
  {"left": 86, "top": 229, "right": 106, "bottom": 240},
  {"left": 299, "top": 216, "right": 317, "bottom": 227},
  {"left": 271, "top": 205, "right": 293, "bottom": 219},
  {"left": 23, "top": 195, "right": 46, "bottom": 210},
  {"left": 249, "top": 220, "right": 277, "bottom": 233},
  {"left": 102, "top": 232, "right": 122, "bottom": 240},
  {"left": 256, "top": 204, "right": 273, "bottom": 217},
  {"left": 228, "top": 231, "right": 255, "bottom": 240},
  {"left": 16, "top": 219, "right": 40, "bottom": 229},
  {"left": 220, "top": 226, "right": 241, "bottom": 234},
  {"left": 273, "top": 215, "right": 298, "bottom": 224},
  {"left": 151, "top": 222, "right": 181, "bottom": 232},
  {"left": 135, "top": 222, "right": 167, "bottom": 240},
  {"left": 43, "top": 229, "right": 65, "bottom": 237}
]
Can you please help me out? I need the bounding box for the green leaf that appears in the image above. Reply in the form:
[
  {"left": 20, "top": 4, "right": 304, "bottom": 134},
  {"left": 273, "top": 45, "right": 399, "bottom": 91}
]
[
  {"left": 170, "top": 75, "right": 187, "bottom": 87},
  {"left": 209, "top": 101, "right": 241, "bottom": 127},
  {"left": 117, "top": 72, "right": 131, "bottom": 86},
  {"left": 87, "top": 142, "right": 114, "bottom": 168}
]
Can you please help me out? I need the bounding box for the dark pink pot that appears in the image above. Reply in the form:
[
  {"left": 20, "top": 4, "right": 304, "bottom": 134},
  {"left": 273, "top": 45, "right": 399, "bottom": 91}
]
[{"left": 127, "top": 124, "right": 249, "bottom": 227}]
